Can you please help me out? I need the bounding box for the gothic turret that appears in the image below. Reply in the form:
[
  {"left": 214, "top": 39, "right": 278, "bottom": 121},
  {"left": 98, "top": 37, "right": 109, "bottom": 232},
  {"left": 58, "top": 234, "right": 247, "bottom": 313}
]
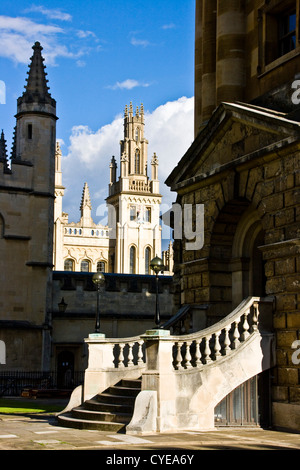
[
  {"left": 106, "top": 102, "right": 162, "bottom": 274},
  {"left": 13, "top": 42, "right": 57, "bottom": 192}
]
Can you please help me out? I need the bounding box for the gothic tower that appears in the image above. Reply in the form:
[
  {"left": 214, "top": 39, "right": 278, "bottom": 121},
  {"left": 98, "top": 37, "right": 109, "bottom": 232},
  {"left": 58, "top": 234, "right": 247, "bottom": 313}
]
[
  {"left": 107, "top": 103, "right": 161, "bottom": 274},
  {"left": 0, "top": 42, "right": 57, "bottom": 370}
]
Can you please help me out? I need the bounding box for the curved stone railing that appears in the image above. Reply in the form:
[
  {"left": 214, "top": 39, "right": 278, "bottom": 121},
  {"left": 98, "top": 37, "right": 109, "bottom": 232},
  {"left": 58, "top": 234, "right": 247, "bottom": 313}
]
[{"left": 170, "top": 296, "right": 267, "bottom": 370}]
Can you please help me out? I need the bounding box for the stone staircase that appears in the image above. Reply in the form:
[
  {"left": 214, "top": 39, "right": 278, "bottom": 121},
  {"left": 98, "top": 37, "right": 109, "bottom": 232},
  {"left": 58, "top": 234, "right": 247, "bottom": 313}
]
[{"left": 57, "top": 378, "right": 141, "bottom": 432}]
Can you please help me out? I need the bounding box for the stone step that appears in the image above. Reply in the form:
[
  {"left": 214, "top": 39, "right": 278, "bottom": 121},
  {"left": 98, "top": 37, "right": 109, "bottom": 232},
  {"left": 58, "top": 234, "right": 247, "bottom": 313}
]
[
  {"left": 94, "top": 392, "right": 136, "bottom": 406},
  {"left": 72, "top": 406, "right": 132, "bottom": 423},
  {"left": 107, "top": 385, "right": 141, "bottom": 397},
  {"left": 57, "top": 377, "right": 142, "bottom": 432},
  {"left": 57, "top": 413, "right": 127, "bottom": 432},
  {"left": 84, "top": 398, "right": 134, "bottom": 414},
  {"left": 120, "top": 378, "right": 142, "bottom": 389}
]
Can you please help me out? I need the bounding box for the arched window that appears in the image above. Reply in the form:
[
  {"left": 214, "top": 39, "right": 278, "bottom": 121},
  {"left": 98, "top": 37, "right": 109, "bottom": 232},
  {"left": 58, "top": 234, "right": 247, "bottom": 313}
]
[
  {"left": 80, "top": 259, "right": 90, "bottom": 272},
  {"left": 145, "top": 247, "right": 151, "bottom": 274},
  {"left": 129, "top": 246, "right": 136, "bottom": 274},
  {"left": 135, "top": 149, "right": 140, "bottom": 174},
  {"left": 135, "top": 128, "right": 139, "bottom": 141},
  {"left": 97, "top": 261, "right": 106, "bottom": 272},
  {"left": 64, "top": 259, "right": 74, "bottom": 271}
]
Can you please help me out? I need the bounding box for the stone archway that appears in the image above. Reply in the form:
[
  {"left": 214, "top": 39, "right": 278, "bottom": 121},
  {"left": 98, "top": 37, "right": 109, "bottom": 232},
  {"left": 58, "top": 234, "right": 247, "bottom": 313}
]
[
  {"left": 209, "top": 200, "right": 265, "bottom": 319},
  {"left": 232, "top": 205, "right": 266, "bottom": 307}
]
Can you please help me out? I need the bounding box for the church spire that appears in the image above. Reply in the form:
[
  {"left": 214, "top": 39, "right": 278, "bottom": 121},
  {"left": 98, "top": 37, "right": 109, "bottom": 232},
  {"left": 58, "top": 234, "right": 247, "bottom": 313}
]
[
  {"left": 18, "top": 42, "right": 55, "bottom": 106},
  {"left": 80, "top": 182, "right": 92, "bottom": 225}
]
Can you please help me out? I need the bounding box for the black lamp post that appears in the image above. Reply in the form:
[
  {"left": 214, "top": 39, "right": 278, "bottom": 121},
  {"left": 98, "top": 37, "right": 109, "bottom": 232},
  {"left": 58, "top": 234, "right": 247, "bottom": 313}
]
[
  {"left": 92, "top": 272, "right": 105, "bottom": 333},
  {"left": 150, "top": 256, "right": 164, "bottom": 327}
]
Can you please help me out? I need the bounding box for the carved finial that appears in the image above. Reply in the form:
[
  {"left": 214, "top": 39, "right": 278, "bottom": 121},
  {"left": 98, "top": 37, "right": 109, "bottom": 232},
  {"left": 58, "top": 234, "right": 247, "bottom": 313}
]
[
  {"left": 129, "top": 101, "right": 133, "bottom": 114},
  {"left": 55, "top": 141, "right": 62, "bottom": 156},
  {"left": 80, "top": 182, "right": 92, "bottom": 211},
  {"left": 124, "top": 104, "right": 128, "bottom": 117},
  {"left": 0, "top": 130, "right": 9, "bottom": 171}
]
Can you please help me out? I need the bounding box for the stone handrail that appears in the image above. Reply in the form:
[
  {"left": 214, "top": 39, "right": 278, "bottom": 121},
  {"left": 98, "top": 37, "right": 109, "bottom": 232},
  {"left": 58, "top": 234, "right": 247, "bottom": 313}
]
[{"left": 169, "top": 296, "right": 272, "bottom": 370}]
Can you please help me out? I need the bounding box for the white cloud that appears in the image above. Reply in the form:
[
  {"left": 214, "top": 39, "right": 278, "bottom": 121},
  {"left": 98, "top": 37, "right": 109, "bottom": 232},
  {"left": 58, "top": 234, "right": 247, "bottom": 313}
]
[
  {"left": 130, "top": 37, "right": 151, "bottom": 47},
  {"left": 24, "top": 5, "right": 72, "bottom": 22},
  {"left": 60, "top": 97, "right": 194, "bottom": 224},
  {"left": 107, "top": 79, "right": 150, "bottom": 90},
  {"left": 162, "top": 23, "right": 176, "bottom": 30},
  {"left": 0, "top": 15, "right": 92, "bottom": 65}
]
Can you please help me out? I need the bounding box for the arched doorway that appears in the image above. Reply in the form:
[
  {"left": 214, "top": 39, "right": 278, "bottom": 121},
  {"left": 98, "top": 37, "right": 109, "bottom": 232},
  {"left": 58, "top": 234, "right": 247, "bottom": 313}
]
[{"left": 232, "top": 205, "right": 266, "bottom": 306}]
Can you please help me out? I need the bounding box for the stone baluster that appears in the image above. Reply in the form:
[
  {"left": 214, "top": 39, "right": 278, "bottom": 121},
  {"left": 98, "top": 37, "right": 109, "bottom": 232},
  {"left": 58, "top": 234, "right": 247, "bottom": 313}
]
[
  {"left": 252, "top": 303, "right": 259, "bottom": 332},
  {"left": 242, "top": 311, "right": 250, "bottom": 341},
  {"left": 204, "top": 335, "right": 212, "bottom": 364},
  {"left": 195, "top": 338, "right": 202, "bottom": 366},
  {"left": 223, "top": 325, "right": 231, "bottom": 355},
  {"left": 137, "top": 340, "right": 144, "bottom": 365},
  {"left": 184, "top": 341, "right": 193, "bottom": 369},
  {"left": 118, "top": 343, "right": 125, "bottom": 368},
  {"left": 175, "top": 341, "right": 184, "bottom": 370},
  {"left": 214, "top": 331, "right": 222, "bottom": 360},
  {"left": 233, "top": 320, "right": 240, "bottom": 349},
  {"left": 128, "top": 342, "right": 134, "bottom": 366}
]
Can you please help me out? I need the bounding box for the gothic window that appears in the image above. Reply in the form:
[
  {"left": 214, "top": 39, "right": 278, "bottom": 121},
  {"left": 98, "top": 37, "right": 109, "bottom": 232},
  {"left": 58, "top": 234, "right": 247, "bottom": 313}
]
[
  {"left": 80, "top": 259, "right": 90, "bottom": 272},
  {"left": 135, "top": 128, "right": 139, "bottom": 141},
  {"left": 135, "top": 149, "right": 140, "bottom": 174},
  {"left": 97, "top": 261, "right": 106, "bottom": 272},
  {"left": 64, "top": 259, "right": 74, "bottom": 271},
  {"left": 130, "top": 205, "right": 136, "bottom": 221},
  {"left": 129, "top": 246, "right": 136, "bottom": 274},
  {"left": 145, "top": 247, "right": 151, "bottom": 274},
  {"left": 145, "top": 207, "right": 151, "bottom": 223}
]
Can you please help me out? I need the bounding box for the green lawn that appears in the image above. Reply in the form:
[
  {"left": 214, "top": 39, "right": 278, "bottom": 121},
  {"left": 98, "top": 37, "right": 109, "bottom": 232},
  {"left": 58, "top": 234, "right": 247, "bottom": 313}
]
[{"left": 0, "top": 398, "right": 65, "bottom": 414}]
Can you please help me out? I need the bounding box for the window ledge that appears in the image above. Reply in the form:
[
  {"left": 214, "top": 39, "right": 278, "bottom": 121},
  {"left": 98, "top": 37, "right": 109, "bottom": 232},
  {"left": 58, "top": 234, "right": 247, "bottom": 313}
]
[{"left": 258, "top": 47, "right": 300, "bottom": 78}]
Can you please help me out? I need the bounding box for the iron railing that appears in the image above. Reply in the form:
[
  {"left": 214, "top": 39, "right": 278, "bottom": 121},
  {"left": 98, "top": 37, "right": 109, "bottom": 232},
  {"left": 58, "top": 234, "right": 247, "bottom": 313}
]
[{"left": 0, "top": 370, "right": 84, "bottom": 397}]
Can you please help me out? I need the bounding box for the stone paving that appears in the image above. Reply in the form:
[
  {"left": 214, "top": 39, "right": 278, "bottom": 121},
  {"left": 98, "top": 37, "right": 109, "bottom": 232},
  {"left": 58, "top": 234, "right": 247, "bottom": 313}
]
[{"left": 0, "top": 412, "right": 299, "bottom": 452}]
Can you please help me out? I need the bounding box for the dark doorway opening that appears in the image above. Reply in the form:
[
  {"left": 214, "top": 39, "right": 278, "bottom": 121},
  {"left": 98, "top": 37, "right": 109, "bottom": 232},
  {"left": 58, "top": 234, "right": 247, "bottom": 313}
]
[{"left": 57, "top": 351, "right": 74, "bottom": 389}]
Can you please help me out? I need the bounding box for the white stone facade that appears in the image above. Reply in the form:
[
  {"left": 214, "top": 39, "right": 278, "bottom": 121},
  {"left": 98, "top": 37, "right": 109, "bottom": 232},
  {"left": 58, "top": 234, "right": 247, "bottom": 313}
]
[{"left": 53, "top": 103, "right": 172, "bottom": 275}]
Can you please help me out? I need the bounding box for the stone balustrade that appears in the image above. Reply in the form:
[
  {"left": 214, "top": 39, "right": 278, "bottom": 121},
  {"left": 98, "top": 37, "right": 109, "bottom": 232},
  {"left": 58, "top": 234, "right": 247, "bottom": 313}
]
[
  {"left": 171, "top": 296, "right": 261, "bottom": 370},
  {"left": 66, "top": 296, "right": 274, "bottom": 432}
]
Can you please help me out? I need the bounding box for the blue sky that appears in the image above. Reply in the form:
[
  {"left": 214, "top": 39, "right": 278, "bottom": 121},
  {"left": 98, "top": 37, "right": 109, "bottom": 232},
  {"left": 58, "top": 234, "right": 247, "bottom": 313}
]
[{"left": 0, "top": 1, "right": 195, "bottom": 241}]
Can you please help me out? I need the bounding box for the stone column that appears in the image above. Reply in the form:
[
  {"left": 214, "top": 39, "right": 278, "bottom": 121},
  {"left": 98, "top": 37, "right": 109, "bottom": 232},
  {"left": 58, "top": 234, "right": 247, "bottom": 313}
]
[
  {"left": 140, "top": 329, "right": 177, "bottom": 432},
  {"left": 216, "top": 0, "right": 245, "bottom": 104},
  {"left": 201, "top": 0, "right": 217, "bottom": 125},
  {"left": 194, "top": 0, "right": 203, "bottom": 135}
]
